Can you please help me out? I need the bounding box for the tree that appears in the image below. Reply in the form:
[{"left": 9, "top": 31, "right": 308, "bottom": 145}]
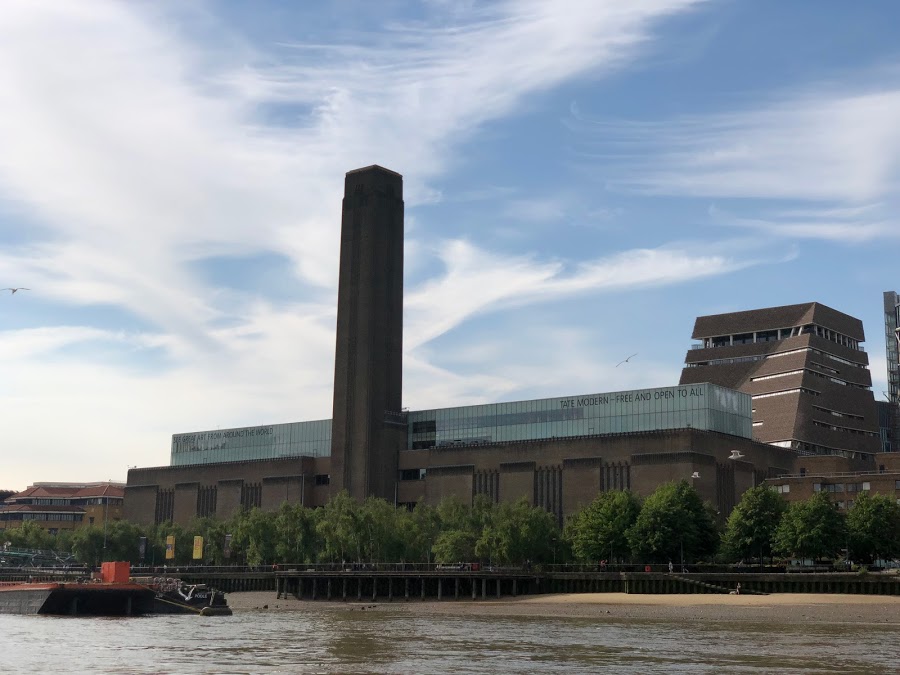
[
  {"left": 101, "top": 520, "right": 146, "bottom": 563},
  {"left": 357, "top": 497, "right": 414, "bottom": 562},
  {"left": 407, "top": 503, "right": 441, "bottom": 564},
  {"left": 432, "top": 529, "right": 478, "bottom": 563},
  {"left": 564, "top": 490, "right": 640, "bottom": 563},
  {"left": 847, "top": 492, "right": 900, "bottom": 564},
  {"left": 316, "top": 490, "right": 363, "bottom": 562},
  {"left": 721, "top": 486, "right": 787, "bottom": 565},
  {"left": 273, "top": 503, "right": 318, "bottom": 565},
  {"left": 231, "top": 508, "right": 278, "bottom": 566},
  {"left": 70, "top": 525, "right": 106, "bottom": 566},
  {"left": 774, "top": 491, "right": 845, "bottom": 560},
  {"left": 475, "top": 498, "right": 558, "bottom": 565},
  {"left": 626, "top": 481, "right": 718, "bottom": 563},
  {"left": 2, "top": 521, "right": 57, "bottom": 552}
]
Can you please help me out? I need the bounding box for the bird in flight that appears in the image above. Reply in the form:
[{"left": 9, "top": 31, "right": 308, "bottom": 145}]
[
  {"left": 616, "top": 353, "right": 637, "bottom": 367},
  {"left": 2, "top": 288, "right": 30, "bottom": 294}
]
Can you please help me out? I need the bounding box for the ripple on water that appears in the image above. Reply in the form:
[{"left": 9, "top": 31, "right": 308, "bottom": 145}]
[{"left": 1, "top": 608, "right": 898, "bottom": 674}]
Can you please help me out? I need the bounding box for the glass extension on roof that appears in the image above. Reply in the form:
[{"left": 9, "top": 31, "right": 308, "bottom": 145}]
[
  {"left": 169, "top": 383, "right": 750, "bottom": 465},
  {"left": 406, "top": 383, "right": 751, "bottom": 450},
  {"left": 170, "top": 419, "right": 332, "bottom": 466}
]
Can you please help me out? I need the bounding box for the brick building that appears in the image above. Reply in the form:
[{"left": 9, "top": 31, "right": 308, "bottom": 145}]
[
  {"left": 123, "top": 167, "right": 845, "bottom": 527},
  {"left": 0, "top": 482, "right": 124, "bottom": 534}
]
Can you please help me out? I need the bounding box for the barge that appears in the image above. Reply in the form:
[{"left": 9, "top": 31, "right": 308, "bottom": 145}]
[{"left": 0, "top": 562, "right": 231, "bottom": 616}]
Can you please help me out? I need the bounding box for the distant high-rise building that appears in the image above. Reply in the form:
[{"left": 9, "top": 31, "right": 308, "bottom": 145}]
[
  {"left": 884, "top": 291, "right": 900, "bottom": 404},
  {"left": 882, "top": 291, "right": 900, "bottom": 452},
  {"left": 680, "top": 302, "right": 880, "bottom": 458}
]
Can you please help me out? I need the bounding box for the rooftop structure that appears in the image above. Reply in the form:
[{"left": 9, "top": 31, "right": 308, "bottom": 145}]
[{"left": 681, "top": 302, "right": 880, "bottom": 459}]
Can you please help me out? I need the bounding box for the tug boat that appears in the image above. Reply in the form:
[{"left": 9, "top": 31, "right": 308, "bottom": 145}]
[{"left": 144, "top": 576, "right": 232, "bottom": 616}]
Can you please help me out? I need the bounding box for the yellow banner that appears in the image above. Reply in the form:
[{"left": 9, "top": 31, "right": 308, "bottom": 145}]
[
  {"left": 192, "top": 536, "right": 203, "bottom": 560},
  {"left": 165, "top": 535, "right": 175, "bottom": 560}
]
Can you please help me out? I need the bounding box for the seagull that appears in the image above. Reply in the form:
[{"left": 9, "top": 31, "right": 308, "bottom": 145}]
[
  {"left": 616, "top": 353, "right": 638, "bottom": 367},
  {"left": 691, "top": 471, "right": 700, "bottom": 479},
  {"left": 729, "top": 450, "right": 745, "bottom": 460},
  {"left": 2, "top": 288, "right": 30, "bottom": 294}
]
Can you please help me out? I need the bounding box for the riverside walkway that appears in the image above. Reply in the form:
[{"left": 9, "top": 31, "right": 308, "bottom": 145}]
[{"left": 113, "top": 564, "right": 900, "bottom": 599}]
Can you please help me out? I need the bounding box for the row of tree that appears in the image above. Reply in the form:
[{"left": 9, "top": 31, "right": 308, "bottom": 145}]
[{"left": 4, "top": 482, "right": 899, "bottom": 567}]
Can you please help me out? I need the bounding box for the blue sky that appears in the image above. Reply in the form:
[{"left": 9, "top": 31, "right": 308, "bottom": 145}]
[{"left": 1, "top": 0, "right": 898, "bottom": 490}]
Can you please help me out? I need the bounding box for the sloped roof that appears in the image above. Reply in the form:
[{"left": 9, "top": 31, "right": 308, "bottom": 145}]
[{"left": 692, "top": 302, "right": 865, "bottom": 340}]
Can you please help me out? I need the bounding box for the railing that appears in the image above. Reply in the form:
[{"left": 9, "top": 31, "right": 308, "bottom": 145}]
[{"left": 772, "top": 469, "right": 900, "bottom": 480}]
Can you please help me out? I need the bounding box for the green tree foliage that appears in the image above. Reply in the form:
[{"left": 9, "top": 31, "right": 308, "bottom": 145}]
[
  {"left": 721, "top": 486, "right": 787, "bottom": 564},
  {"left": 564, "top": 490, "right": 640, "bottom": 563},
  {"left": 273, "top": 504, "right": 318, "bottom": 565},
  {"left": 432, "top": 529, "right": 478, "bottom": 563},
  {"left": 847, "top": 492, "right": 900, "bottom": 563},
  {"left": 231, "top": 508, "right": 278, "bottom": 566},
  {"left": 774, "top": 491, "right": 845, "bottom": 560},
  {"left": 475, "top": 497, "right": 558, "bottom": 565},
  {"left": 431, "top": 495, "right": 488, "bottom": 563},
  {"left": 1, "top": 521, "right": 57, "bottom": 551},
  {"left": 316, "top": 490, "right": 363, "bottom": 563},
  {"left": 406, "top": 503, "right": 441, "bottom": 564},
  {"left": 70, "top": 526, "right": 106, "bottom": 565},
  {"left": 626, "top": 481, "right": 718, "bottom": 563}
]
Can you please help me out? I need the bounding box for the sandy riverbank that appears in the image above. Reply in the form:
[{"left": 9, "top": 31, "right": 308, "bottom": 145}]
[{"left": 226, "top": 591, "right": 900, "bottom": 624}]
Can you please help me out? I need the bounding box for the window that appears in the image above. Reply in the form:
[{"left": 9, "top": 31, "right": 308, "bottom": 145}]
[
  {"left": 773, "top": 484, "right": 790, "bottom": 494},
  {"left": 862, "top": 482, "right": 870, "bottom": 491},
  {"left": 314, "top": 474, "right": 330, "bottom": 486},
  {"left": 412, "top": 420, "right": 436, "bottom": 434},
  {"left": 813, "top": 483, "right": 821, "bottom": 492},
  {"left": 399, "top": 468, "right": 426, "bottom": 481}
]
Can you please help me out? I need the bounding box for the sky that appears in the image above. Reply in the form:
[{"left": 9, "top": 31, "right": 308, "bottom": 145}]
[{"left": 1, "top": 0, "right": 899, "bottom": 491}]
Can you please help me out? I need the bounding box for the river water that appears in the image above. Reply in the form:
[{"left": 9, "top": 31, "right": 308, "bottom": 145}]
[{"left": 1, "top": 606, "right": 897, "bottom": 674}]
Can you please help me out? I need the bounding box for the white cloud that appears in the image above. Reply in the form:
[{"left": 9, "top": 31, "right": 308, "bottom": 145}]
[
  {"left": 571, "top": 84, "right": 900, "bottom": 243},
  {"left": 0, "top": 0, "right": 726, "bottom": 487},
  {"left": 707, "top": 205, "right": 900, "bottom": 244},
  {"left": 579, "top": 89, "right": 900, "bottom": 202},
  {"left": 405, "top": 239, "right": 765, "bottom": 349}
]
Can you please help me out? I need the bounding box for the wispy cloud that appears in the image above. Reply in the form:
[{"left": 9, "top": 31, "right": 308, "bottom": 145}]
[
  {"left": 574, "top": 88, "right": 900, "bottom": 202},
  {"left": 0, "top": 0, "right": 731, "bottom": 486},
  {"left": 570, "top": 83, "right": 900, "bottom": 244},
  {"left": 707, "top": 205, "right": 900, "bottom": 244},
  {"left": 405, "top": 240, "right": 767, "bottom": 349}
]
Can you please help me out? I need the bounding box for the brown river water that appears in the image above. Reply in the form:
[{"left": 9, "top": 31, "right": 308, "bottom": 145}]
[{"left": 1, "top": 603, "right": 898, "bottom": 674}]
